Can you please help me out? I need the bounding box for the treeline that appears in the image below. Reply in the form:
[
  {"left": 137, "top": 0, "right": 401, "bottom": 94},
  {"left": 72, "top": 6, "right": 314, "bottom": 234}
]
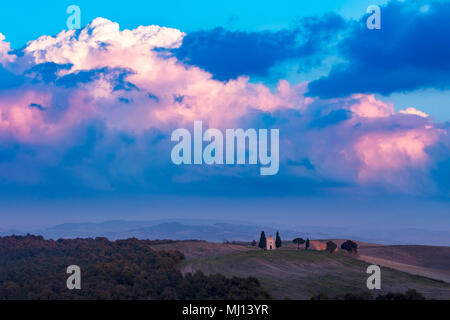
[
  {"left": 311, "top": 289, "right": 426, "bottom": 300},
  {"left": 0, "top": 235, "right": 271, "bottom": 300}
]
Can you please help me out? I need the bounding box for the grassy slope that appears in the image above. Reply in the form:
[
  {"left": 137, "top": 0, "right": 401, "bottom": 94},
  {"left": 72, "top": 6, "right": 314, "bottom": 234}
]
[
  {"left": 358, "top": 245, "right": 450, "bottom": 270},
  {"left": 356, "top": 245, "right": 450, "bottom": 283},
  {"left": 150, "top": 241, "right": 253, "bottom": 259},
  {"left": 159, "top": 242, "right": 450, "bottom": 300}
]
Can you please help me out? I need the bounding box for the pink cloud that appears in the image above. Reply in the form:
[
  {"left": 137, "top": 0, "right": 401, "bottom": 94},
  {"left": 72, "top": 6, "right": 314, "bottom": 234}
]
[
  {"left": 0, "top": 89, "right": 54, "bottom": 142},
  {"left": 355, "top": 127, "right": 442, "bottom": 191},
  {"left": 349, "top": 94, "right": 394, "bottom": 118}
]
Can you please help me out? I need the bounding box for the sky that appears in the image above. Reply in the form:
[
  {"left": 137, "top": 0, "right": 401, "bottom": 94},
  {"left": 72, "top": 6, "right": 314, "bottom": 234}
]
[{"left": 0, "top": 0, "right": 449, "bottom": 236}]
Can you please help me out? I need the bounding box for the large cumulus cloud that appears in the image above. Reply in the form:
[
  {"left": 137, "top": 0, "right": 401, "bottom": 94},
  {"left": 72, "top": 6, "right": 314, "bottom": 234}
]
[{"left": 0, "top": 17, "right": 447, "bottom": 196}]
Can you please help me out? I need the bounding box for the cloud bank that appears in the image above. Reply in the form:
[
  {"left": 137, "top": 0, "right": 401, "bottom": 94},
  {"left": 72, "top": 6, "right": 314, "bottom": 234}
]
[
  {"left": 0, "top": 15, "right": 448, "bottom": 197},
  {"left": 308, "top": 0, "right": 450, "bottom": 97}
]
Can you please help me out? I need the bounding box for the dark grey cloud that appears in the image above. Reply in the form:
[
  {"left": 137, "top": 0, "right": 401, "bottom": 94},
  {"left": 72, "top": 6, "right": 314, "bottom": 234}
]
[
  {"left": 308, "top": 0, "right": 450, "bottom": 97},
  {"left": 172, "top": 14, "right": 346, "bottom": 80}
]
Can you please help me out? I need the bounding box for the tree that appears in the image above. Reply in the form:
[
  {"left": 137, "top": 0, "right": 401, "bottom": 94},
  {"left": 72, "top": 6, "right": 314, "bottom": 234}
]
[
  {"left": 258, "top": 231, "right": 266, "bottom": 250},
  {"left": 310, "top": 293, "right": 329, "bottom": 300},
  {"left": 292, "top": 238, "right": 305, "bottom": 250},
  {"left": 326, "top": 241, "right": 337, "bottom": 253},
  {"left": 376, "top": 289, "right": 425, "bottom": 301},
  {"left": 251, "top": 240, "right": 256, "bottom": 247},
  {"left": 305, "top": 238, "right": 310, "bottom": 251},
  {"left": 341, "top": 240, "right": 358, "bottom": 253},
  {"left": 275, "top": 232, "right": 282, "bottom": 248}
]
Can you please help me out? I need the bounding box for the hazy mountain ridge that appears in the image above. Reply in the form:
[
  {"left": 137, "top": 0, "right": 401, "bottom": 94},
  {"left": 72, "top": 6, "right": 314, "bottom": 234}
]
[{"left": 2, "top": 219, "right": 450, "bottom": 245}]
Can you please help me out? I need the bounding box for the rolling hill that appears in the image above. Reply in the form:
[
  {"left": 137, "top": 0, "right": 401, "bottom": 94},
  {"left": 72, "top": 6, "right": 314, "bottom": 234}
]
[
  {"left": 151, "top": 241, "right": 450, "bottom": 300},
  {"left": 357, "top": 244, "right": 450, "bottom": 283}
]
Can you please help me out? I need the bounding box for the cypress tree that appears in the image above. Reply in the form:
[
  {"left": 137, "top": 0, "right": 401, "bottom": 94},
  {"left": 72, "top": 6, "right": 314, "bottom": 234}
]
[
  {"left": 305, "top": 238, "right": 310, "bottom": 251},
  {"left": 258, "top": 231, "right": 267, "bottom": 250},
  {"left": 275, "top": 231, "right": 282, "bottom": 248}
]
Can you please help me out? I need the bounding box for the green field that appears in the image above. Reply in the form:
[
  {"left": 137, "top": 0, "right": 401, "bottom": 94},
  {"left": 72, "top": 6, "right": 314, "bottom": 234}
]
[{"left": 175, "top": 246, "right": 450, "bottom": 299}]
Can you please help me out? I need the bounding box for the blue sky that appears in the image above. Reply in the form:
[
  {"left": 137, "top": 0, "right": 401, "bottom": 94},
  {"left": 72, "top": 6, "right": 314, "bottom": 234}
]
[
  {"left": 1, "top": 0, "right": 389, "bottom": 47},
  {"left": 0, "top": 0, "right": 449, "bottom": 239}
]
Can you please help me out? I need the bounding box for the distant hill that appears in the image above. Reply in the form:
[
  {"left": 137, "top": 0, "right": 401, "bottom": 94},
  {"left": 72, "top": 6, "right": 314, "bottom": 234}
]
[
  {"left": 2, "top": 220, "right": 370, "bottom": 243},
  {"left": 105, "top": 222, "right": 314, "bottom": 242},
  {"left": 3, "top": 219, "right": 450, "bottom": 246}
]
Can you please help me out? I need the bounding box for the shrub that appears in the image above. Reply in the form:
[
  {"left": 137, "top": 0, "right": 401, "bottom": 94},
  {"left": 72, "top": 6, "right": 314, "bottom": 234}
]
[
  {"left": 341, "top": 240, "right": 358, "bottom": 253},
  {"left": 326, "top": 241, "right": 337, "bottom": 253}
]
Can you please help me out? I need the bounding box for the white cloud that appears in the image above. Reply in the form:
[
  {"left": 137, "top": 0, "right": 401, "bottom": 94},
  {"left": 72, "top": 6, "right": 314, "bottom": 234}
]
[{"left": 399, "top": 107, "right": 429, "bottom": 118}]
